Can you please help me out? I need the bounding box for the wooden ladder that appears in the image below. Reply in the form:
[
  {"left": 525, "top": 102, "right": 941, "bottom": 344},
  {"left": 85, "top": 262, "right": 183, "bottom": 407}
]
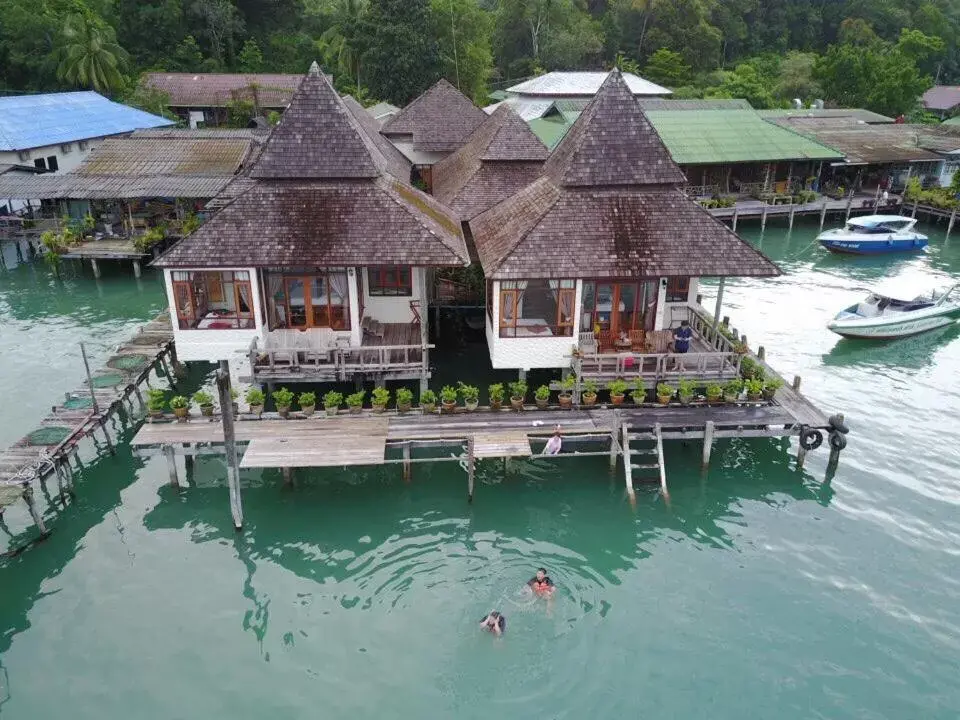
[{"left": 622, "top": 422, "right": 667, "bottom": 497}]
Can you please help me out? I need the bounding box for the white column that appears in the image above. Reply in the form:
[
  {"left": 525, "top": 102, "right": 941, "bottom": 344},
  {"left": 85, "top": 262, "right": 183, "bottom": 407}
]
[
  {"left": 571, "top": 279, "right": 584, "bottom": 345},
  {"left": 348, "top": 268, "right": 362, "bottom": 346},
  {"left": 250, "top": 268, "right": 266, "bottom": 337},
  {"left": 687, "top": 278, "right": 700, "bottom": 307},
  {"left": 654, "top": 278, "right": 668, "bottom": 330}
]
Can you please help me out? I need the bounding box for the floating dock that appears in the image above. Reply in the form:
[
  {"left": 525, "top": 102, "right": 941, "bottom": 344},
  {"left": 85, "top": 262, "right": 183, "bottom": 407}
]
[{"left": 0, "top": 313, "right": 174, "bottom": 540}]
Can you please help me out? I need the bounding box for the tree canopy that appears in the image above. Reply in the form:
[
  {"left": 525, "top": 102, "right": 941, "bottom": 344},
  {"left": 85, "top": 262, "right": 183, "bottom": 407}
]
[{"left": 0, "top": 0, "right": 957, "bottom": 118}]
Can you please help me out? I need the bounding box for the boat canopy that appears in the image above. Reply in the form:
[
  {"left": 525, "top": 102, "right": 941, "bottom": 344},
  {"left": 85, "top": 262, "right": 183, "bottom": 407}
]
[{"left": 847, "top": 215, "right": 914, "bottom": 227}]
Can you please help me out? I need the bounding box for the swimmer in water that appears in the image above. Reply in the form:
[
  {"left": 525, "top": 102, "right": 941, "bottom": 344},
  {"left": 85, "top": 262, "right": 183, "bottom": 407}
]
[
  {"left": 479, "top": 610, "right": 506, "bottom": 635},
  {"left": 527, "top": 567, "right": 555, "bottom": 596}
]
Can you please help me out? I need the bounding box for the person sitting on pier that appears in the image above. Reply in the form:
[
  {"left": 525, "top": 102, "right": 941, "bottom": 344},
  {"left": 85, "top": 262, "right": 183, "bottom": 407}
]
[
  {"left": 542, "top": 426, "right": 562, "bottom": 455},
  {"left": 528, "top": 568, "right": 555, "bottom": 596},
  {"left": 479, "top": 610, "right": 506, "bottom": 635},
  {"left": 671, "top": 320, "right": 693, "bottom": 354}
]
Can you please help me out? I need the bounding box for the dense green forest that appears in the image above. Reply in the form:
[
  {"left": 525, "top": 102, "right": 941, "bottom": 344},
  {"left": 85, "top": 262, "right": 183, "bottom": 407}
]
[{"left": 1, "top": 0, "right": 958, "bottom": 118}]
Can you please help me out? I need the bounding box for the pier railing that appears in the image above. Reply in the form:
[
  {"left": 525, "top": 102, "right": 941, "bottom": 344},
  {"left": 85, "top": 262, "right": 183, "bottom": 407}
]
[
  {"left": 573, "top": 350, "right": 742, "bottom": 384},
  {"left": 249, "top": 338, "right": 433, "bottom": 381}
]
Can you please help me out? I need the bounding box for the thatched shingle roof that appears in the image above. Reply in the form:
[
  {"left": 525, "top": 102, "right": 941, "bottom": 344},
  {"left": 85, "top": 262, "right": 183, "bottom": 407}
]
[{"left": 380, "top": 79, "right": 487, "bottom": 153}]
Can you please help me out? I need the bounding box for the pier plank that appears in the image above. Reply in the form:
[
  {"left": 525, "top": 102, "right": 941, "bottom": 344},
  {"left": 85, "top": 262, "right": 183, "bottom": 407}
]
[{"left": 472, "top": 431, "right": 533, "bottom": 458}]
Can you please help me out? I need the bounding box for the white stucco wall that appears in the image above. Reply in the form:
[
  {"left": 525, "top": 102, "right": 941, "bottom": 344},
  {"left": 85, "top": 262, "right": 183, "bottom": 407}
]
[
  {"left": 382, "top": 136, "right": 448, "bottom": 166},
  {"left": 0, "top": 139, "right": 100, "bottom": 176},
  {"left": 164, "top": 268, "right": 266, "bottom": 363},
  {"left": 360, "top": 267, "right": 424, "bottom": 325},
  {"left": 485, "top": 280, "right": 582, "bottom": 370},
  {"left": 661, "top": 277, "right": 699, "bottom": 328}
]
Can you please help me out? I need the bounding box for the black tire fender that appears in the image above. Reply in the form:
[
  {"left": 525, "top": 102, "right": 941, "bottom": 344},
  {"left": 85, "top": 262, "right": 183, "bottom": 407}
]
[
  {"left": 828, "top": 414, "right": 850, "bottom": 434},
  {"left": 799, "top": 427, "right": 823, "bottom": 451},
  {"left": 828, "top": 431, "right": 848, "bottom": 450}
]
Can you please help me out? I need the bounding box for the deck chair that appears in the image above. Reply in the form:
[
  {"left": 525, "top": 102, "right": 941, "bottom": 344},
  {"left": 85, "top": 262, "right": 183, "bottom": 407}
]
[{"left": 629, "top": 329, "right": 646, "bottom": 352}]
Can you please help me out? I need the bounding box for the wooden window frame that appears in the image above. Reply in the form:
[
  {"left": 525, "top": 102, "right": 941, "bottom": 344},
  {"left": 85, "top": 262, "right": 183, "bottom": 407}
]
[
  {"left": 499, "top": 288, "right": 519, "bottom": 336},
  {"left": 556, "top": 287, "right": 576, "bottom": 335},
  {"left": 172, "top": 280, "right": 196, "bottom": 330},
  {"left": 275, "top": 272, "right": 350, "bottom": 331},
  {"left": 368, "top": 266, "right": 412, "bottom": 297},
  {"left": 666, "top": 277, "right": 690, "bottom": 303}
]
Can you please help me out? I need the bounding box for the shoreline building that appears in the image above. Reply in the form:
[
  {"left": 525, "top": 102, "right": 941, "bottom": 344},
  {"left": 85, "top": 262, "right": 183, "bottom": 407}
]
[{"left": 153, "top": 63, "right": 470, "bottom": 389}]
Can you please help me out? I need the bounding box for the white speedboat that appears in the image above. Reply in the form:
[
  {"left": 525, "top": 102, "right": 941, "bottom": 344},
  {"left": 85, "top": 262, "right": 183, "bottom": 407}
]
[
  {"left": 828, "top": 283, "right": 960, "bottom": 339},
  {"left": 818, "top": 215, "right": 928, "bottom": 254}
]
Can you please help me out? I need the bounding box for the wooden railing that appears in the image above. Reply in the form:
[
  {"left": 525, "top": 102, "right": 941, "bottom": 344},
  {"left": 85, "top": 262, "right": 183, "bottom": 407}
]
[
  {"left": 574, "top": 351, "right": 742, "bottom": 383},
  {"left": 685, "top": 305, "right": 740, "bottom": 353},
  {"left": 249, "top": 337, "right": 432, "bottom": 380}
]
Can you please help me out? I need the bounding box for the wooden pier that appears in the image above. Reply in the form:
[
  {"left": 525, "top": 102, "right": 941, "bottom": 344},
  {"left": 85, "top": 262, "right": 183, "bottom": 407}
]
[
  {"left": 707, "top": 193, "right": 901, "bottom": 231},
  {"left": 0, "top": 313, "right": 175, "bottom": 542},
  {"left": 61, "top": 238, "right": 151, "bottom": 278}
]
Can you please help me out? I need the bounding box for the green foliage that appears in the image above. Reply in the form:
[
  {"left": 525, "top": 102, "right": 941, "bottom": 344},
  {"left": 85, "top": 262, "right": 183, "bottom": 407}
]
[
  {"left": 396, "top": 387, "right": 414, "bottom": 405},
  {"left": 363, "top": 0, "right": 441, "bottom": 106},
  {"left": 133, "top": 225, "right": 165, "bottom": 253},
  {"left": 371, "top": 387, "right": 391, "bottom": 406},
  {"left": 906, "top": 175, "right": 959, "bottom": 208},
  {"left": 706, "top": 384, "right": 723, "bottom": 400},
  {"left": 431, "top": 0, "right": 494, "bottom": 104},
  {"left": 323, "top": 390, "right": 343, "bottom": 408},
  {"left": 120, "top": 78, "right": 175, "bottom": 119},
  {"left": 298, "top": 391, "right": 316, "bottom": 407},
  {"left": 237, "top": 38, "right": 263, "bottom": 72},
  {"left": 643, "top": 48, "right": 692, "bottom": 88},
  {"left": 457, "top": 382, "right": 479, "bottom": 402},
  {"left": 739, "top": 356, "right": 765, "bottom": 381},
  {"left": 745, "top": 378, "right": 764, "bottom": 397},
  {"left": 582, "top": 378, "right": 597, "bottom": 396},
  {"left": 57, "top": 11, "right": 129, "bottom": 93},
  {"left": 560, "top": 374, "right": 576, "bottom": 393},
  {"left": 724, "top": 378, "right": 743, "bottom": 396},
  {"left": 656, "top": 382, "right": 675, "bottom": 398},
  {"left": 707, "top": 62, "right": 775, "bottom": 108},
  {"left": 192, "top": 390, "right": 214, "bottom": 407},
  {"left": 534, "top": 384, "right": 550, "bottom": 401},
  {"left": 346, "top": 390, "right": 366, "bottom": 408},
  {"left": 678, "top": 378, "right": 697, "bottom": 398},
  {"left": 147, "top": 388, "right": 167, "bottom": 412},
  {"left": 272, "top": 386, "right": 295, "bottom": 408},
  {"left": 607, "top": 378, "right": 628, "bottom": 396},
  {"left": 420, "top": 388, "right": 437, "bottom": 405},
  {"left": 226, "top": 98, "right": 256, "bottom": 128},
  {"left": 440, "top": 385, "right": 458, "bottom": 403},
  {"left": 181, "top": 213, "right": 202, "bottom": 235},
  {"left": 169, "top": 395, "right": 189, "bottom": 410},
  {"left": 488, "top": 383, "right": 505, "bottom": 402},
  {"left": 508, "top": 380, "right": 528, "bottom": 399},
  {"left": 168, "top": 35, "right": 205, "bottom": 72},
  {"left": 245, "top": 388, "right": 265, "bottom": 406}
]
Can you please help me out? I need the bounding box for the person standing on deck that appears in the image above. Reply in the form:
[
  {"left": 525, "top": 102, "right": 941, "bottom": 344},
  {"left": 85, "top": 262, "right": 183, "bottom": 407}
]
[
  {"left": 671, "top": 320, "right": 693, "bottom": 354},
  {"left": 542, "top": 426, "right": 562, "bottom": 455}
]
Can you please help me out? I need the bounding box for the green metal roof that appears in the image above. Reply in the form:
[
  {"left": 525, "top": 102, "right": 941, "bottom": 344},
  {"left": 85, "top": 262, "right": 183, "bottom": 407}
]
[
  {"left": 943, "top": 116, "right": 960, "bottom": 126},
  {"left": 528, "top": 107, "right": 844, "bottom": 163},
  {"left": 758, "top": 108, "right": 894, "bottom": 124}
]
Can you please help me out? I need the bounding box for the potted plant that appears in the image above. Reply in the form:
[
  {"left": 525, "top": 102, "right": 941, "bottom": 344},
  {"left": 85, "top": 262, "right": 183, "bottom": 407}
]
[
  {"left": 534, "top": 384, "right": 550, "bottom": 409},
  {"left": 440, "top": 385, "right": 458, "bottom": 413},
  {"left": 762, "top": 377, "right": 783, "bottom": 401},
  {"left": 323, "top": 390, "right": 343, "bottom": 417},
  {"left": 745, "top": 379, "right": 764, "bottom": 401},
  {"left": 298, "top": 391, "right": 316, "bottom": 417},
  {"left": 230, "top": 387, "right": 239, "bottom": 415},
  {"left": 246, "top": 388, "right": 264, "bottom": 417},
  {"left": 488, "top": 383, "right": 504, "bottom": 411},
  {"left": 607, "top": 378, "right": 628, "bottom": 406},
  {"left": 459, "top": 383, "right": 480, "bottom": 412},
  {"left": 678, "top": 379, "right": 696, "bottom": 406},
  {"left": 509, "top": 380, "right": 527, "bottom": 411},
  {"left": 420, "top": 389, "right": 437, "bottom": 413},
  {"left": 346, "top": 390, "right": 365, "bottom": 414},
  {"left": 630, "top": 377, "right": 646, "bottom": 405},
  {"left": 733, "top": 341, "right": 749, "bottom": 355},
  {"left": 371, "top": 387, "right": 391, "bottom": 414},
  {"left": 582, "top": 378, "right": 598, "bottom": 406},
  {"left": 558, "top": 374, "right": 575, "bottom": 409},
  {"left": 272, "top": 387, "right": 295, "bottom": 418},
  {"left": 146, "top": 388, "right": 166, "bottom": 419},
  {"left": 193, "top": 390, "right": 215, "bottom": 417},
  {"left": 656, "top": 383, "right": 675, "bottom": 405},
  {"left": 396, "top": 387, "right": 413, "bottom": 413},
  {"left": 169, "top": 395, "right": 190, "bottom": 421},
  {"left": 706, "top": 384, "right": 723, "bottom": 405},
  {"left": 723, "top": 379, "right": 742, "bottom": 403}
]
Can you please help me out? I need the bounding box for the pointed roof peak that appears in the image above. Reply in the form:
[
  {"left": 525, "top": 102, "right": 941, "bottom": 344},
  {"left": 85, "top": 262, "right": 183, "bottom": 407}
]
[
  {"left": 252, "top": 65, "right": 380, "bottom": 180},
  {"left": 544, "top": 70, "right": 686, "bottom": 188},
  {"left": 483, "top": 105, "right": 549, "bottom": 161},
  {"left": 308, "top": 60, "right": 321, "bottom": 77},
  {"left": 381, "top": 78, "right": 488, "bottom": 152}
]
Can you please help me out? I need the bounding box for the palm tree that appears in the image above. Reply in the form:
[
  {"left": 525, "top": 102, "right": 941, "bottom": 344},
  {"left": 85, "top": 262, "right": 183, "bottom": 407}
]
[
  {"left": 317, "top": 0, "right": 368, "bottom": 92},
  {"left": 57, "top": 13, "right": 130, "bottom": 94}
]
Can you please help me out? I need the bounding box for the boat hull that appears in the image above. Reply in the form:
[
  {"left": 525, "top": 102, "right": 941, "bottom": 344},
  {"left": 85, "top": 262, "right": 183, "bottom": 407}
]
[
  {"left": 828, "top": 311, "right": 960, "bottom": 339},
  {"left": 819, "top": 238, "right": 928, "bottom": 254}
]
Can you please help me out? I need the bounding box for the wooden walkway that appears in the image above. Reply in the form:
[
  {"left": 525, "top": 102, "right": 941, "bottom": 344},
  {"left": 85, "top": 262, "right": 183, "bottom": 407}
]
[
  {"left": 61, "top": 239, "right": 149, "bottom": 278},
  {"left": 0, "top": 312, "right": 174, "bottom": 536}
]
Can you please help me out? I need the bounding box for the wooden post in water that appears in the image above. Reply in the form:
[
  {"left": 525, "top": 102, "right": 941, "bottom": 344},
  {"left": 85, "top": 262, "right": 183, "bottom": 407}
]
[
  {"left": 873, "top": 185, "right": 880, "bottom": 209},
  {"left": 99, "top": 420, "right": 115, "bottom": 455},
  {"left": 163, "top": 444, "right": 179, "bottom": 487},
  {"left": 621, "top": 423, "right": 634, "bottom": 497},
  {"left": 132, "top": 260, "right": 142, "bottom": 278},
  {"left": 796, "top": 439, "right": 807, "bottom": 469},
  {"left": 845, "top": 192, "right": 853, "bottom": 221},
  {"left": 819, "top": 200, "right": 828, "bottom": 230},
  {"left": 282, "top": 467, "right": 293, "bottom": 487},
  {"left": 466, "top": 436, "right": 475, "bottom": 503},
  {"left": 90, "top": 258, "right": 101, "bottom": 279},
  {"left": 402, "top": 443, "right": 411, "bottom": 482},
  {"left": 702, "top": 420, "right": 715, "bottom": 469},
  {"left": 827, "top": 413, "right": 845, "bottom": 469},
  {"left": 23, "top": 485, "right": 47, "bottom": 536},
  {"left": 948, "top": 208, "right": 957, "bottom": 238},
  {"left": 792, "top": 375, "right": 802, "bottom": 392},
  {"left": 609, "top": 412, "right": 620, "bottom": 470},
  {"left": 788, "top": 205, "right": 796, "bottom": 230},
  {"left": 217, "top": 360, "right": 243, "bottom": 530},
  {"left": 79, "top": 342, "right": 100, "bottom": 416},
  {"left": 757, "top": 346, "right": 766, "bottom": 361},
  {"left": 911, "top": 200, "right": 918, "bottom": 219},
  {"left": 731, "top": 207, "right": 739, "bottom": 232},
  {"left": 761, "top": 203, "right": 768, "bottom": 231}
]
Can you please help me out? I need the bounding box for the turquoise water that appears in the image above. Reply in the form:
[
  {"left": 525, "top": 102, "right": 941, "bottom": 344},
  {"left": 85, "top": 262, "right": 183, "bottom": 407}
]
[{"left": 1, "top": 221, "right": 959, "bottom": 718}]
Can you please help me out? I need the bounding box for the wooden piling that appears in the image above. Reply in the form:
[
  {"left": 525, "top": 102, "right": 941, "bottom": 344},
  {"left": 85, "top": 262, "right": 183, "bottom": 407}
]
[
  {"left": 621, "top": 424, "right": 634, "bottom": 496},
  {"left": 788, "top": 205, "right": 796, "bottom": 230},
  {"left": 655, "top": 423, "right": 667, "bottom": 497},
  {"left": 792, "top": 375, "right": 802, "bottom": 392},
  {"left": 702, "top": 420, "right": 715, "bottom": 468},
  {"left": 609, "top": 412, "right": 619, "bottom": 470},
  {"left": 827, "top": 413, "right": 845, "bottom": 468},
  {"left": 282, "top": 466, "right": 293, "bottom": 486},
  {"left": 99, "top": 422, "right": 115, "bottom": 455},
  {"left": 757, "top": 346, "right": 765, "bottom": 361},
  {"left": 466, "top": 436, "right": 475, "bottom": 503},
  {"left": 761, "top": 203, "right": 768, "bottom": 230},
  {"left": 217, "top": 360, "right": 243, "bottom": 530},
  {"left": 132, "top": 259, "right": 142, "bottom": 278},
  {"left": 90, "top": 258, "right": 101, "bottom": 279},
  {"left": 911, "top": 200, "right": 918, "bottom": 218},
  {"left": 163, "top": 444, "right": 179, "bottom": 487},
  {"left": 54, "top": 461, "right": 67, "bottom": 503},
  {"left": 948, "top": 208, "right": 956, "bottom": 238},
  {"left": 23, "top": 485, "right": 47, "bottom": 536},
  {"left": 796, "top": 442, "right": 807, "bottom": 469},
  {"left": 731, "top": 207, "right": 738, "bottom": 232},
  {"left": 820, "top": 200, "right": 828, "bottom": 230},
  {"left": 845, "top": 193, "right": 853, "bottom": 222}
]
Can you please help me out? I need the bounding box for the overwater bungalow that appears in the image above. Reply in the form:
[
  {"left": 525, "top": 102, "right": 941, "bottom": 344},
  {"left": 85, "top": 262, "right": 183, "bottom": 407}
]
[
  {"left": 469, "top": 71, "right": 781, "bottom": 384},
  {"left": 379, "top": 79, "right": 488, "bottom": 190},
  {"left": 152, "top": 63, "right": 470, "bottom": 388}
]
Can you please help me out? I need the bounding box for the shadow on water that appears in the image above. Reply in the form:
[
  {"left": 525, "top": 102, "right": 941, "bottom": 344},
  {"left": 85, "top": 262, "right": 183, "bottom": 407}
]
[{"left": 822, "top": 323, "right": 960, "bottom": 370}]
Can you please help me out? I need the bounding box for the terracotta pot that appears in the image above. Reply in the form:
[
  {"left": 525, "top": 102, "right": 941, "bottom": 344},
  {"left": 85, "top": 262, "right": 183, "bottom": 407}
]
[
  {"left": 558, "top": 394, "right": 572, "bottom": 409},
  {"left": 747, "top": 392, "right": 762, "bottom": 402},
  {"left": 535, "top": 398, "right": 549, "bottom": 409},
  {"left": 510, "top": 396, "right": 524, "bottom": 411},
  {"left": 278, "top": 406, "right": 291, "bottom": 419},
  {"left": 173, "top": 406, "right": 188, "bottom": 422},
  {"left": 441, "top": 400, "right": 457, "bottom": 414},
  {"left": 582, "top": 392, "right": 597, "bottom": 406},
  {"left": 631, "top": 393, "right": 646, "bottom": 405},
  {"left": 707, "top": 396, "right": 722, "bottom": 406},
  {"left": 657, "top": 394, "right": 672, "bottom": 406},
  {"left": 397, "top": 401, "right": 412, "bottom": 413},
  {"left": 762, "top": 388, "right": 776, "bottom": 401},
  {"left": 200, "top": 404, "right": 214, "bottom": 417},
  {"left": 723, "top": 394, "right": 739, "bottom": 404},
  {"left": 348, "top": 405, "right": 363, "bottom": 415},
  {"left": 465, "top": 400, "right": 479, "bottom": 412},
  {"left": 250, "top": 403, "right": 264, "bottom": 417},
  {"left": 301, "top": 405, "right": 315, "bottom": 417},
  {"left": 490, "top": 399, "right": 503, "bottom": 411},
  {"left": 372, "top": 403, "right": 386, "bottom": 414},
  {"left": 679, "top": 394, "right": 693, "bottom": 406},
  {"left": 610, "top": 393, "right": 625, "bottom": 406},
  {"left": 421, "top": 402, "right": 437, "bottom": 414},
  {"left": 325, "top": 405, "right": 339, "bottom": 417},
  {"left": 148, "top": 409, "right": 164, "bottom": 419}
]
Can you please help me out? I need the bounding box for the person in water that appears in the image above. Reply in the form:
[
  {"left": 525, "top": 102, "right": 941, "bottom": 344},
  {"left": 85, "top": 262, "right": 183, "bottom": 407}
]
[
  {"left": 542, "top": 426, "right": 562, "bottom": 455},
  {"left": 528, "top": 568, "right": 555, "bottom": 596},
  {"left": 479, "top": 610, "right": 506, "bottom": 635}
]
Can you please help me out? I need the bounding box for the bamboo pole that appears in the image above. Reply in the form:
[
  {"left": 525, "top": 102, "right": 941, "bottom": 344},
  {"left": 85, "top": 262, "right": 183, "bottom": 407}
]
[
  {"left": 702, "top": 420, "right": 715, "bottom": 468},
  {"left": 622, "top": 423, "right": 634, "bottom": 496},
  {"left": 80, "top": 342, "right": 100, "bottom": 415},
  {"left": 466, "top": 436, "right": 475, "bottom": 503},
  {"left": 217, "top": 360, "right": 243, "bottom": 530}
]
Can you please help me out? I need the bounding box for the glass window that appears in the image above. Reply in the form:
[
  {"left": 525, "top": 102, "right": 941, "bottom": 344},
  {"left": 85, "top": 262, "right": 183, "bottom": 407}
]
[
  {"left": 498, "top": 279, "right": 575, "bottom": 338},
  {"left": 369, "top": 266, "right": 413, "bottom": 296},
  {"left": 666, "top": 277, "right": 690, "bottom": 303},
  {"left": 171, "top": 270, "right": 255, "bottom": 330},
  {"left": 47, "top": 156, "right": 59, "bottom": 172},
  {"left": 263, "top": 270, "right": 351, "bottom": 331}
]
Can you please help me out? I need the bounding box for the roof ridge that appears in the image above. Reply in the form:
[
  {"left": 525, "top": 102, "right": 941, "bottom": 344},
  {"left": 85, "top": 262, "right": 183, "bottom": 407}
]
[{"left": 378, "top": 176, "right": 469, "bottom": 263}]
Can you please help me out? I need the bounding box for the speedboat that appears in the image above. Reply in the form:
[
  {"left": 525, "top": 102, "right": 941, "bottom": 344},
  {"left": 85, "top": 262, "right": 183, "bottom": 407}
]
[
  {"left": 828, "top": 282, "right": 960, "bottom": 339},
  {"left": 817, "top": 215, "right": 928, "bottom": 254}
]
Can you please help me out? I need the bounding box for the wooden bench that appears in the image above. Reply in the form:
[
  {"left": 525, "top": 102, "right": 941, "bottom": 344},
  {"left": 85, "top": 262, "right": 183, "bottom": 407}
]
[{"left": 361, "top": 316, "right": 385, "bottom": 339}]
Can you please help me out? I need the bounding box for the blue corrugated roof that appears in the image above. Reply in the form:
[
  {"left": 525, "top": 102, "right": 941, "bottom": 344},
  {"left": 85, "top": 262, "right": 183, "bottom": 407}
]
[{"left": 0, "top": 91, "right": 174, "bottom": 151}]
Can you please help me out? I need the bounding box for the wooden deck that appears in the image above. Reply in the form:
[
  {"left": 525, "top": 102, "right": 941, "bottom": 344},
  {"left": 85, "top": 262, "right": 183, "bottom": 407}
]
[
  {"left": 240, "top": 418, "right": 388, "bottom": 468},
  {"left": 0, "top": 313, "right": 174, "bottom": 536},
  {"left": 61, "top": 238, "right": 148, "bottom": 260}
]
